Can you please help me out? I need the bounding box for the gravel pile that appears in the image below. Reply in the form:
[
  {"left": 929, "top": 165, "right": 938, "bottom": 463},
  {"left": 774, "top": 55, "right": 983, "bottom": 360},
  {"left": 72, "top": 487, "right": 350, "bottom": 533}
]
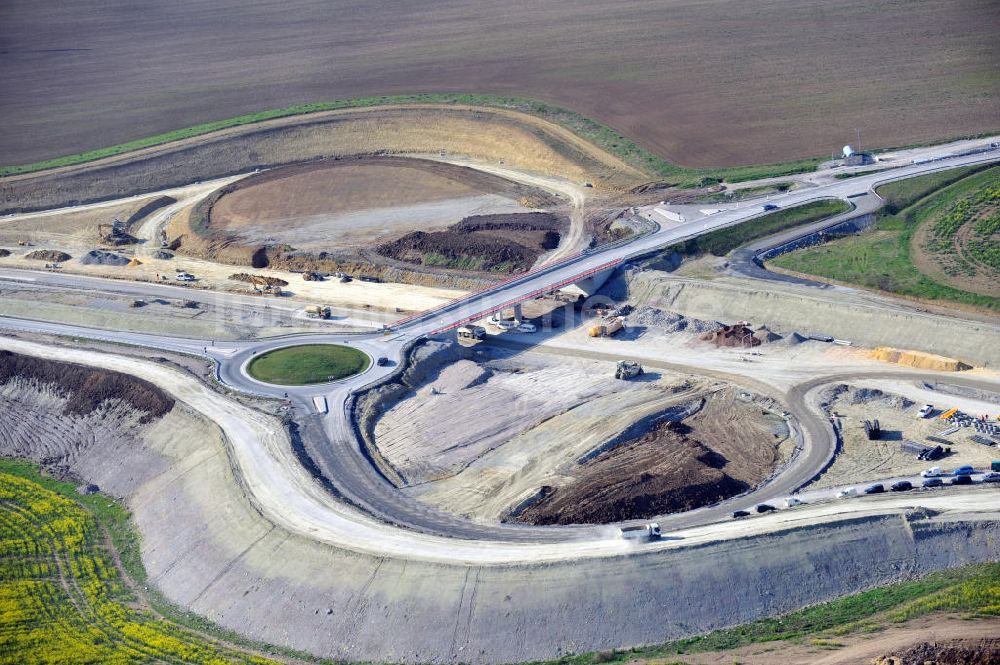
[
  {"left": 628, "top": 306, "right": 719, "bottom": 333},
  {"left": 151, "top": 250, "right": 174, "bottom": 260},
  {"left": 849, "top": 387, "right": 915, "bottom": 410},
  {"left": 79, "top": 250, "right": 129, "bottom": 266}
]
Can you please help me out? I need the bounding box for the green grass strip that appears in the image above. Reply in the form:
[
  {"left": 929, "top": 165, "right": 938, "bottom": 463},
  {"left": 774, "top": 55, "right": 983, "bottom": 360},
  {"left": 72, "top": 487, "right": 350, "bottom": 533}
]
[{"left": 0, "top": 93, "right": 822, "bottom": 185}]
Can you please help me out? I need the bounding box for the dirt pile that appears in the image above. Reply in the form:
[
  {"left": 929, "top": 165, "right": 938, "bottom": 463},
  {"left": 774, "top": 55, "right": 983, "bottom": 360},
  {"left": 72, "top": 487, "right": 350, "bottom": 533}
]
[
  {"left": 516, "top": 390, "right": 784, "bottom": 525},
  {"left": 870, "top": 347, "right": 972, "bottom": 372},
  {"left": 627, "top": 306, "right": 717, "bottom": 333},
  {"left": 79, "top": 249, "right": 130, "bottom": 266},
  {"left": 873, "top": 637, "right": 1000, "bottom": 665},
  {"left": 25, "top": 249, "right": 71, "bottom": 262},
  {"left": 376, "top": 212, "right": 563, "bottom": 273},
  {"left": 0, "top": 350, "right": 174, "bottom": 423},
  {"left": 228, "top": 273, "right": 289, "bottom": 287},
  {"left": 700, "top": 323, "right": 761, "bottom": 348}
]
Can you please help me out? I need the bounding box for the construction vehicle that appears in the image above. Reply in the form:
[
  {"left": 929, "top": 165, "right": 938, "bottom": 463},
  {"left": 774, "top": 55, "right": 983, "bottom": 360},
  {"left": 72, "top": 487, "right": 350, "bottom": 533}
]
[
  {"left": 589, "top": 316, "right": 625, "bottom": 338},
  {"left": 304, "top": 305, "right": 331, "bottom": 319},
  {"left": 457, "top": 325, "right": 486, "bottom": 340},
  {"left": 993, "top": 460, "right": 1000, "bottom": 472},
  {"left": 939, "top": 408, "right": 959, "bottom": 420},
  {"left": 618, "top": 523, "right": 660, "bottom": 540},
  {"left": 615, "top": 360, "right": 643, "bottom": 380}
]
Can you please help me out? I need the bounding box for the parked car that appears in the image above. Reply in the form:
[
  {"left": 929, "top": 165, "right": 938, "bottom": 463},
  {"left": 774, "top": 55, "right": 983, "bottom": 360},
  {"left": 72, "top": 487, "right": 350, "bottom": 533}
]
[
  {"left": 837, "top": 487, "right": 858, "bottom": 498},
  {"left": 922, "top": 478, "right": 944, "bottom": 488},
  {"left": 491, "top": 319, "right": 517, "bottom": 330},
  {"left": 516, "top": 322, "right": 537, "bottom": 333},
  {"left": 731, "top": 510, "right": 751, "bottom": 519},
  {"left": 921, "top": 466, "right": 944, "bottom": 477},
  {"left": 981, "top": 472, "right": 1000, "bottom": 483},
  {"left": 917, "top": 404, "right": 934, "bottom": 418},
  {"left": 174, "top": 272, "right": 196, "bottom": 281},
  {"left": 951, "top": 475, "right": 973, "bottom": 486},
  {"left": 755, "top": 504, "right": 776, "bottom": 513},
  {"left": 890, "top": 480, "right": 913, "bottom": 492},
  {"left": 783, "top": 497, "right": 805, "bottom": 508},
  {"left": 953, "top": 465, "right": 975, "bottom": 476},
  {"left": 864, "top": 483, "right": 885, "bottom": 495}
]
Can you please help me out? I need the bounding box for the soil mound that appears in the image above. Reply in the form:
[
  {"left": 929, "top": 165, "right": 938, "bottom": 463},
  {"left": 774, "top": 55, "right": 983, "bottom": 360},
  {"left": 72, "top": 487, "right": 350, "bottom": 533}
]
[
  {"left": 753, "top": 325, "right": 782, "bottom": 343},
  {"left": 228, "top": 273, "right": 289, "bottom": 288},
  {"left": 0, "top": 350, "right": 174, "bottom": 423},
  {"left": 25, "top": 249, "right": 71, "bottom": 262},
  {"left": 873, "top": 637, "right": 1000, "bottom": 665},
  {"left": 700, "top": 324, "right": 761, "bottom": 347},
  {"left": 777, "top": 331, "right": 808, "bottom": 346},
  {"left": 377, "top": 212, "right": 562, "bottom": 273},
  {"left": 79, "top": 249, "right": 129, "bottom": 266},
  {"left": 870, "top": 347, "right": 972, "bottom": 372}
]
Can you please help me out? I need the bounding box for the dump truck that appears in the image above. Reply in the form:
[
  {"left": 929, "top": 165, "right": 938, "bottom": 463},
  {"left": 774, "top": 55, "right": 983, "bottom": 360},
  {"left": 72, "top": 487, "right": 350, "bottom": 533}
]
[
  {"left": 457, "top": 325, "right": 486, "bottom": 340},
  {"left": 304, "top": 305, "right": 331, "bottom": 319},
  {"left": 589, "top": 316, "right": 625, "bottom": 337},
  {"left": 615, "top": 360, "right": 643, "bottom": 380},
  {"left": 619, "top": 523, "right": 660, "bottom": 540}
]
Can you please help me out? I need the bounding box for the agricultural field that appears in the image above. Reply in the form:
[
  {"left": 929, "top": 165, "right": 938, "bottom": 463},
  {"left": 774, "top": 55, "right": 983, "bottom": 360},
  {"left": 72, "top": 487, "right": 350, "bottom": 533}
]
[
  {"left": 771, "top": 166, "right": 1000, "bottom": 310},
  {"left": 2, "top": 1, "right": 997, "bottom": 171},
  {"left": 0, "top": 461, "right": 284, "bottom": 665}
]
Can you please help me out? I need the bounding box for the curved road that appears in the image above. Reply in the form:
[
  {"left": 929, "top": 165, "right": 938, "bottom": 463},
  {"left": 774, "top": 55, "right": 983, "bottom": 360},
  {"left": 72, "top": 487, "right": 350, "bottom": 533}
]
[{"left": 1, "top": 145, "right": 998, "bottom": 552}]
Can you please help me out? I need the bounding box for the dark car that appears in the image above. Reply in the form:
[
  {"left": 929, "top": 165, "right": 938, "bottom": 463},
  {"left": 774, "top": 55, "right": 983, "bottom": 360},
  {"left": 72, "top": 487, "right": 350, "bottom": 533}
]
[
  {"left": 731, "top": 510, "right": 751, "bottom": 519},
  {"left": 762, "top": 204, "right": 779, "bottom": 211},
  {"left": 890, "top": 480, "right": 913, "bottom": 492},
  {"left": 922, "top": 478, "right": 944, "bottom": 488},
  {"left": 376, "top": 357, "right": 389, "bottom": 367},
  {"left": 951, "top": 474, "right": 973, "bottom": 486},
  {"left": 755, "top": 504, "right": 776, "bottom": 513},
  {"left": 864, "top": 483, "right": 885, "bottom": 495}
]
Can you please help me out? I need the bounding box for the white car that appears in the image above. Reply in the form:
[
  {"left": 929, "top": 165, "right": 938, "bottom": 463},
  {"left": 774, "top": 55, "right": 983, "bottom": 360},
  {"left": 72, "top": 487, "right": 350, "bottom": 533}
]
[
  {"left": 491, "top": 319, "right": 517, "bottom": 330},
  {"left": 516, "top": 322, "right": 537, "bottom": 333},
  {"left": 837, "top": 487, "right": 858, "bottom": 498},
  {"left": 921, "top": 466, "right": 944, "bottom": 477},
  {"left": 917, "top": 404, "right": 934, "bottom": 418},
  {"left": 174, "top": 273, "right": 195, "bottom": 282},
  {"left": 784, "top": 497, "right": 805, "bottom": 508}
]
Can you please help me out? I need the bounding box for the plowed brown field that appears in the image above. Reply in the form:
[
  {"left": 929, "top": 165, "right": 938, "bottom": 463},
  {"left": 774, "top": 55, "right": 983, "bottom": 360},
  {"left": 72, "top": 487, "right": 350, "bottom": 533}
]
[{"left": 2, "top": 1, "right": 997, "bottom": 168}]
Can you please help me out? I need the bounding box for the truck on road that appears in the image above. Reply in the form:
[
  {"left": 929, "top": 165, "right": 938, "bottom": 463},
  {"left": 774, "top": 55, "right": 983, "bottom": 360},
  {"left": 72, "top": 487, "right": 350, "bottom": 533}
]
[
  {"left": 304, "top": 305, "right": 331, "bottom": 319},
  {"left": 457, "top": 325, "right": 486, "bottom": 340},
  {"left": 619, "top": 523, "right": 661, "bottom": 540}
]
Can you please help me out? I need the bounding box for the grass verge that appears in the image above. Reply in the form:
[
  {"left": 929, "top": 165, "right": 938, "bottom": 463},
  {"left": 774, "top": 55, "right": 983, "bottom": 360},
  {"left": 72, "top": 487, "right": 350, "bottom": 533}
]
[
  {"left": 667, "top": 199, "right": 851, "bottom": 258},
  {"left": 771, "top": 165, "right": 1000, "bottom": 311},
  {"left": 246, "top": 343, "right": 370, "bottom": 385},
  {"left": 0, "top": 94, "right": 821, "bottom": 185},
  {"left": 529, "top": 563, "right": 1000, "bottom": 665}
]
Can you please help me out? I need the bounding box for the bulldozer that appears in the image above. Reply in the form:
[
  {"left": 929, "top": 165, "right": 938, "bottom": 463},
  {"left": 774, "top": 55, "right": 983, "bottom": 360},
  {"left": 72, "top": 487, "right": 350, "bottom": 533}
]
[{"left": 615, "top": 360, "right": 643, "bottom": 380}]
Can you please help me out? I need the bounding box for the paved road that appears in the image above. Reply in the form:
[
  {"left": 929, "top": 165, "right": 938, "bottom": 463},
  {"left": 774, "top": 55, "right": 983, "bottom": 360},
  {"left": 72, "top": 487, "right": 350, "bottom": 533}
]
[{"left": 1, "top": 145, "right": 999, "bottom": 547}]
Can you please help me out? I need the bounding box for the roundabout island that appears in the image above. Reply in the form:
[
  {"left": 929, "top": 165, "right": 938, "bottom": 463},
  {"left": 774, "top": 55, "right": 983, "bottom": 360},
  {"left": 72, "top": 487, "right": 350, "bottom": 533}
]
[{"left": 245, "top": 343, "right": 370, "bottom": 385}]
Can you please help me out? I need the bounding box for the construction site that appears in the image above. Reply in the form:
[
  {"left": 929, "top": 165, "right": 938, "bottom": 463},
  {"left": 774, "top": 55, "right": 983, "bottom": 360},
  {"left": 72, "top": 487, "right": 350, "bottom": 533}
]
[{"left": 1, "top": 86, "right": 999, "bottom": 663}]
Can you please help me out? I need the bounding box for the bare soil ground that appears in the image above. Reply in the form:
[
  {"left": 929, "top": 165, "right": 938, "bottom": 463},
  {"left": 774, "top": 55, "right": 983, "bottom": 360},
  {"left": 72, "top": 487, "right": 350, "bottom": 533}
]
[
  {"left": 813, "top": 382, "right": 1000, "bottom": 489},
  {"left": 207, "top": 157, "right": 552, "bottom": 252},
  {"left": 2, "top": 1, "right": 996, "bottom": 168},
  {"left": 665, "top": 614, "right": 1000, "bottom": 665},
  {"left": 517, "top": 390, "right": 785, "bottom": 524},
  {"left": 374, "top": 346, "right": 784, "bottom": 523}
]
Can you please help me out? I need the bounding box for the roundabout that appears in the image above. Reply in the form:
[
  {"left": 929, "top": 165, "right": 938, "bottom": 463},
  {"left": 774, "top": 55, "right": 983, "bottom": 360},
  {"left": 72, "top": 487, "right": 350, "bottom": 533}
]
[{"left": 245, "top": 343, "right": 371, "bottom": 386}]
